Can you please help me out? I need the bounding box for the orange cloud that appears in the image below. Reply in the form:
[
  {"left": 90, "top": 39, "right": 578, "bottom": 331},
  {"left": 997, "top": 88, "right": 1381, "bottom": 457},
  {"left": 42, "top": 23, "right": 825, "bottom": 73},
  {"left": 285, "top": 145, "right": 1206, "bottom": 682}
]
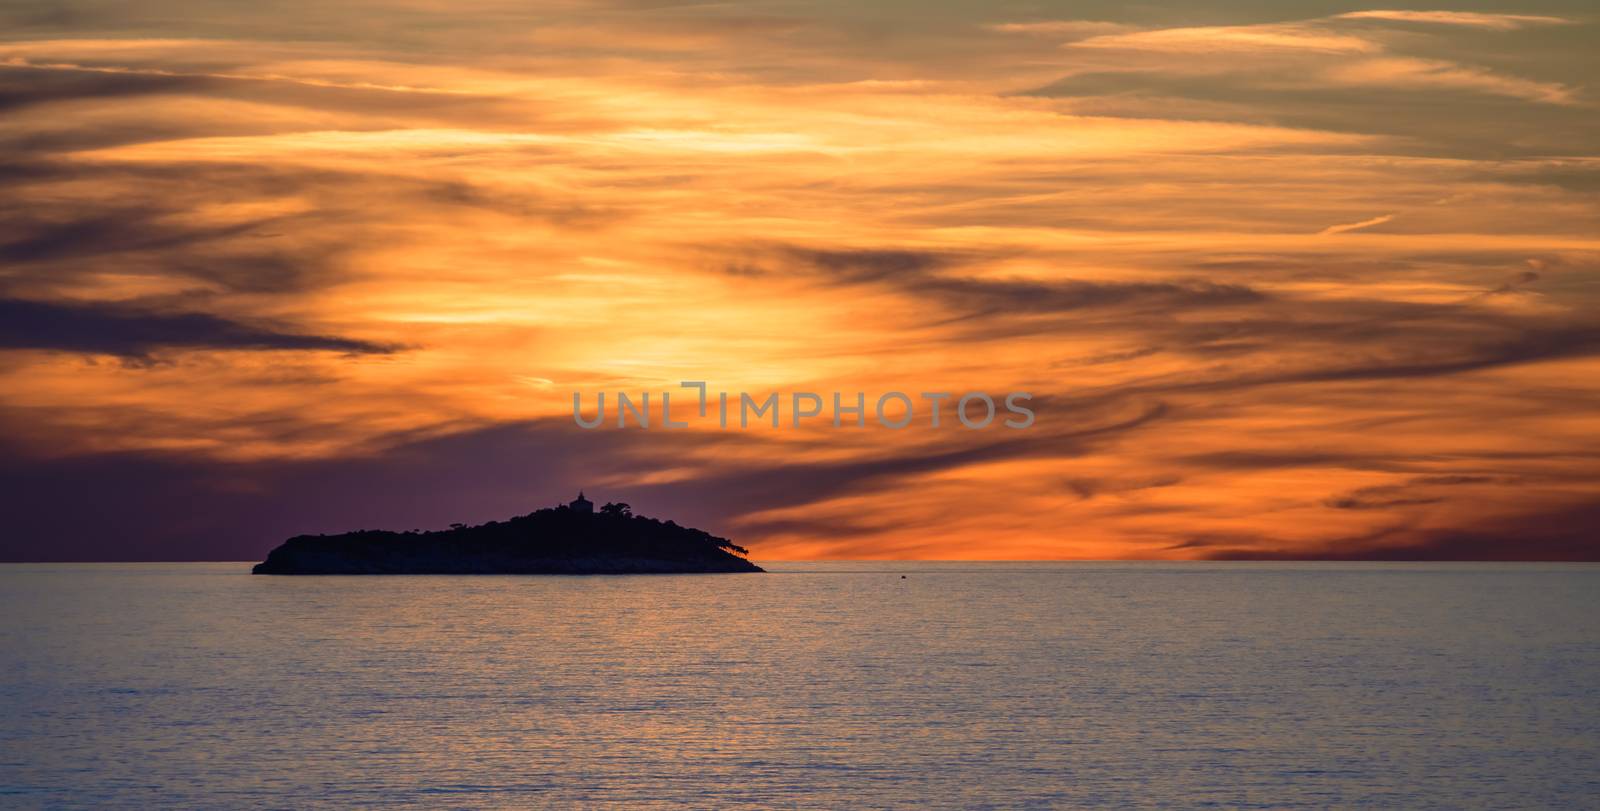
[{"left": 1, "top": 2, "right": 1597, "bottom": 561}]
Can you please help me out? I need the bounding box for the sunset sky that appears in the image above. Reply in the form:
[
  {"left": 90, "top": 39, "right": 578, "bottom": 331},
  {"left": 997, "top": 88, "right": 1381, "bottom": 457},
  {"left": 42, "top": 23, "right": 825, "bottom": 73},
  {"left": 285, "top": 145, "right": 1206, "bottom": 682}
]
[{"left": 2, "top": 0, "right": 1598, "bottom": 561}]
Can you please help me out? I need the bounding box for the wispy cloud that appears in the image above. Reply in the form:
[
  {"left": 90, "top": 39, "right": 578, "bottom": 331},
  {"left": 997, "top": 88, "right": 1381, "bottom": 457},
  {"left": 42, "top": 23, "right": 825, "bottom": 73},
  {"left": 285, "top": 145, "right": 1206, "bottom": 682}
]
[
  {"left": 0, "top": 2, "right": 1597, "bottom": 560},
  {"left": 1317, "top": 214, "right": 1394, "bottom": 236},
  {"left": 1325, "top": 57, "right": 1576, "bottom": 104},
  {"left": 1059, "top": 13, "right": 1581, "bottom": 106},
  {"left": 1, "top": 56, "right": 473, "bottom": 96},
  {"left": 0, "top": 297, "right": 399, "bottom": 358},
  {"left": 1335, "top": 10, "right": 1572, "bottom": 30},
  {"left": 986, "top": 20, "right": 1131, "bottom": 38},
  {"left": 1070, "top": 24, "right": 1378, "bottom": 55}
]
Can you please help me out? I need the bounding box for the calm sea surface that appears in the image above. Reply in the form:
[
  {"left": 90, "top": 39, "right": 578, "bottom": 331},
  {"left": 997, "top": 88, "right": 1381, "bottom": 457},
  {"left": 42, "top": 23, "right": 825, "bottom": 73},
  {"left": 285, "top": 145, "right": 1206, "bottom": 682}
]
[{"left": 1, "top": 562, "right": 1597, "bottom": 809}]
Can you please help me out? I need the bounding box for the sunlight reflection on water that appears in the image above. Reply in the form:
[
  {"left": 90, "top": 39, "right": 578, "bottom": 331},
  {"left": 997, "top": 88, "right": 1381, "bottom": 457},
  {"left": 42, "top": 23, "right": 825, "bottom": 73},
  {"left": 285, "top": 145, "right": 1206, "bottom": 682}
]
[{"left": 2, "top": 562, "right": 1598, "bottom": 808}]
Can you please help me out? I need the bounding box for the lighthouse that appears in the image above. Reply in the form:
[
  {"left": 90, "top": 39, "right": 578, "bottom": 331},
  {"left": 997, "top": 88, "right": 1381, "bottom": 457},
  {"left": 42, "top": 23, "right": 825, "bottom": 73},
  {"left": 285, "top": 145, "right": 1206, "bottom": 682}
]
[{"left": 570, "top": 491, "right": 594, "bottom": 514}]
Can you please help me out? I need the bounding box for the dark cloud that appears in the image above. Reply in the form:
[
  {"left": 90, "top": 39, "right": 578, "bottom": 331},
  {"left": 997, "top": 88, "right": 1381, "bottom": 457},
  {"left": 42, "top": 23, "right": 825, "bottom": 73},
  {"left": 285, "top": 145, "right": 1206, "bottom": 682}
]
[
  {"left": 0, "top": 418, "right": 658, "bottom": 562},
  {"left": 916, "top": 275, "right": 1263, "bottom": 317},
  {"left": 0, "top": 66, "right": 214, "bottom": 113},
  {"left": 0, "top": 7, "right": 1595, "bottom": 565},
  {"left": 765, "top": 245, "right": 1265, "bottom": 319},
  {"left": 751, "top": 243, "right": 1600, "bottom": 394},
  {"left": 782, "top": 247, "right": 969, "bottom": 281},
  {"left": 0, "top": 297, "right": 398, "bottom": 357},
  {"left": 1122, "top": 297, "right": 1600, "bottom": 393},
  {"left": 1020, "top": 70, "right": 1600, "bottom": 160},
  {"left": 0, "top": 164, "right": 353, "bottom": 296},
  {"left": 0, "top": 62, "right": 525, "bottom": 142},
  {"left": 611, "top": 399, "right": 1168, "bottom": 532},
  {"left": 1201, "top": 499, "right": 1600, "bottom": 561},
  {"left": 1490, "top": 162, "right": 1600, "bottom": 193},
  {"left": 0, "top": 157, "right": 610, "bottom": 296},
  {"left": 0, "top": 0, "right": 88, "bottom": 28},
  {"left": 0, "top": 210, "right": 265, "bottom": 264},
  {"left": 1325, "top": 491, "right": 1443, "bottom": 510},
  {"left": 0, "top": 398, "right": 1168, "bottom": 561},
  {"left": 1324, "top": 474, "right": 1518, "bottom": 510},
  {"left": 1411, "top": 475, "right": 1504, "bottom": 486},
  {"left": 1178, "top": 450, "right": 1385, "bottom": 471},
  {"left": 1063, "top": 474, "right": 1182, "bottom": 500}
]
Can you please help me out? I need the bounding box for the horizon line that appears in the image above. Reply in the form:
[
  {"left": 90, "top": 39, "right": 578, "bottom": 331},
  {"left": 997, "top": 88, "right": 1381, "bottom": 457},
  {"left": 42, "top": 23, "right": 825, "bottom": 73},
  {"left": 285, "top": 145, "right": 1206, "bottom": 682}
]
[{"left": 5, "top": 558, "right": 1599, "bottom": 565}]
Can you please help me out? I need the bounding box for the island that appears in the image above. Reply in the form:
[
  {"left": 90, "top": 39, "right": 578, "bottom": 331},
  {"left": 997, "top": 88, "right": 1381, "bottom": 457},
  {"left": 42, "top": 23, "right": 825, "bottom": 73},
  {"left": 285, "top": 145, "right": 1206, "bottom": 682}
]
[{"left": 252, "top": 493, "right": 764, "bottom": 574}]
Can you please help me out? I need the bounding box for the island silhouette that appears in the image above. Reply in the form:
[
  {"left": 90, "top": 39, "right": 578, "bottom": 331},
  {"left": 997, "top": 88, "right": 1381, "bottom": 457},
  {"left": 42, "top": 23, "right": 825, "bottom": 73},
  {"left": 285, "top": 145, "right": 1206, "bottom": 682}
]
[{"left": 252, "top": 493, "right": 763, "bottom": 574}]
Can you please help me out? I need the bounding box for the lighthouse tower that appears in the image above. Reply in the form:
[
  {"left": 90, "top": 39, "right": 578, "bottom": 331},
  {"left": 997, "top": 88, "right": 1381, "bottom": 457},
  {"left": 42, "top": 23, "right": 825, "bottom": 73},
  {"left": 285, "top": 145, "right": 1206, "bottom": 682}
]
[{"left": 570, "top": 491, "right": 594, "bottom": 514}]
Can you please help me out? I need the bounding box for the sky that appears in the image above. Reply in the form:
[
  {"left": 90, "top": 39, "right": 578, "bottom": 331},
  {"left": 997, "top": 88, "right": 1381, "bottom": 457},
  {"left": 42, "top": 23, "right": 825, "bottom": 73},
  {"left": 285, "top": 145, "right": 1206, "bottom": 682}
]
[{"left": 1, "top": 0, "right": 1598, "bottom": 561}]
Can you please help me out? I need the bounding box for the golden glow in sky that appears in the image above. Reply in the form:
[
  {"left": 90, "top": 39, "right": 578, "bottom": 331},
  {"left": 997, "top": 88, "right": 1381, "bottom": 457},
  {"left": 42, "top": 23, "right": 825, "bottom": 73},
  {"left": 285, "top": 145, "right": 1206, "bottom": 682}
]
[{"left": 2, "top": 1, "right": 1598, "bottom": 560}]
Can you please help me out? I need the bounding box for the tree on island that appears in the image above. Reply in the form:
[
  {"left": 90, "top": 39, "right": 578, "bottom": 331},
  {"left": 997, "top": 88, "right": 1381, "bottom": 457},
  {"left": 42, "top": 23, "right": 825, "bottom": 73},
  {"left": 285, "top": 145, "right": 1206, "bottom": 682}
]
[{"left": 253, "top": 498, "right": 760, "bottom": 574}]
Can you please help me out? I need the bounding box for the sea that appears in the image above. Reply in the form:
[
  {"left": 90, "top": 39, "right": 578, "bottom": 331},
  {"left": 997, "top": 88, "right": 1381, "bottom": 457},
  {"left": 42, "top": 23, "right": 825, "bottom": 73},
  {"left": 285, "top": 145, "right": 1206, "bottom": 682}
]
[{"left": 1, "top": 562, "right": 1597, "bottom": 809}]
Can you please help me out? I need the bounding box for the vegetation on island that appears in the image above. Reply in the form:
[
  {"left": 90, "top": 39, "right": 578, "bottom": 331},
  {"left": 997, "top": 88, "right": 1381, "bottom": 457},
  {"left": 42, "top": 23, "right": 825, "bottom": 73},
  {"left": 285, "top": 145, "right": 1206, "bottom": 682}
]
[{"left": 252, "top": 501, "right": 762, "bottom": 574}]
